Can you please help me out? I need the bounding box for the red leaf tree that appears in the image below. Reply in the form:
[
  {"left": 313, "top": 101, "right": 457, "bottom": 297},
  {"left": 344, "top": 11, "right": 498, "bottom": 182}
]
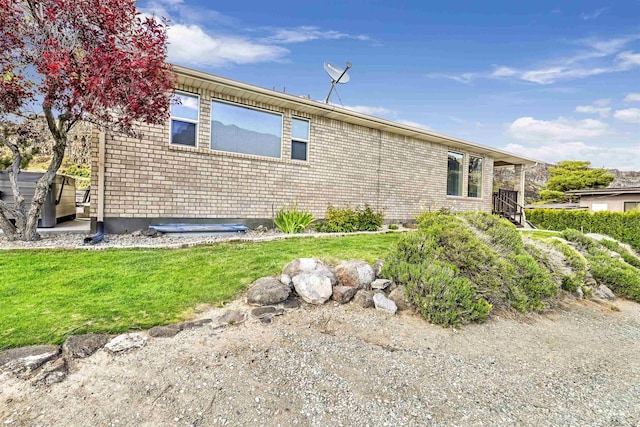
[{"left": 0, "top": 0, "right": 175, "bottom": 240}]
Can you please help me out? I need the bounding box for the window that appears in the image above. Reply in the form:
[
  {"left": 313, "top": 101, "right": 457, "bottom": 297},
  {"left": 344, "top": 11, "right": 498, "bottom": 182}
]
[
  {"left": 211, "top": 101, "right": 282, "bottom": 158},
  {"left": 171, "top": 92, "right": 199, "bottom": 146},
  {"left": 624, "top": 202, "right": 639, "bottom": 212},
  {"left": 467, "top": 156, "right": 483, "bottom": 198},
  {"left": 291, "top": 118, "right": 309, "bottom": 161},
  {"left": 447, "top": 151, "right": 464, "bottom": 196}
]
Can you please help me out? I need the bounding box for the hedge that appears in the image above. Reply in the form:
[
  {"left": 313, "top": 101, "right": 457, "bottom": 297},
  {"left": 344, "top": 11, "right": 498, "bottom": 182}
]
[{"left": 526, "top": 209, "right": 640, "bottom": 251}]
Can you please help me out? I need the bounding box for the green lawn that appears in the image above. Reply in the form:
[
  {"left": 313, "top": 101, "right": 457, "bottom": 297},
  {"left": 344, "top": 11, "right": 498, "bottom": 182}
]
[
  {"left": 0, "top": 233, "right": 402, "bottom": 350},
  {"left": 519, "top": 229, "right": 562, "bottom": 239}
]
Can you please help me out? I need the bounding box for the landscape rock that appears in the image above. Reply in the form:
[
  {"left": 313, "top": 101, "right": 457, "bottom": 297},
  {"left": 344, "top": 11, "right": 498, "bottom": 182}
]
[
  {"left": 142, "top": 228, "right": 161, "bottom": 238},
  {"left": 179, "top": 318, "right": 212, "bottom": 329},
  {"left": 104, "top": 333, "right": 147, "bottom": 353},
  {"left": 31, "top": 358, "right": 67, "bottom": 386},
  {"left": 62, "top": 334, "right": 110, "bottom": 358},
  {"left": 402, "top": 222, "right": 418, "bottom": 229},
  {"left": 335, "top": 260, "right": 375, "bottom": 289},
  {"left": 388, "top": 287, "right": 411, "bottom": 311},
  {"left": 251, "top": 306, "right": 277, "bottom": 317},
  {"left": 292, "top": 273, "right": 333, "bottom": 305},
  {"left": 247, "top": 277, "right": 291, "bottom": 306},
  {"left": 373, "top": 259, "right": 384, "bottom": 278},
  {"left": 280, "top": 274, "right": 293, "bottom": 289},
  {"left": 371, "top": 279, "right": 392, "bottom": 290},
  {"left": 353, "top": 290, "right": 374, "bottom": 308},
  {"left": 148, "top": 324, "right": 183, "bottom": 338},
  {"left": 332, "top": 286, "right": 358, "bottom": 304},
  {"left": 281, "top": 299, "right": 301, "bottom": 309},
  {"left": 212, "top": 310, "right": 247, "bottom": 328},
  {"left": 282, "top": 258, "right": 337, "bottom": 285},
  {"left": 594, "top": 284, "right": 616, "bottom": 301},
  {"left": 0, "top": 345, "right": 60, "bottom": 375},
  {"left": 573, "top": 287, "right": 584, "bottom": 299},
  {"left": 373, "top": 293, "right": 398, "bottom": 315}
]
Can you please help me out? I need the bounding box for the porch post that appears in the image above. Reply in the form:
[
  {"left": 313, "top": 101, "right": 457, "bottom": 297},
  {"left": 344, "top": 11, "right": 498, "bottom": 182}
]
[{"left": 514, "top": 164, "right": 525, "bottom": 207}]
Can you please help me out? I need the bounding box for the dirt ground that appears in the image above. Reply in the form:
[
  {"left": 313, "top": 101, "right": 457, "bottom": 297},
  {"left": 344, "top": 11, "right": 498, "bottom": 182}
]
[{"left": 1, "top": 298, "right": 639, "bottom": 427}]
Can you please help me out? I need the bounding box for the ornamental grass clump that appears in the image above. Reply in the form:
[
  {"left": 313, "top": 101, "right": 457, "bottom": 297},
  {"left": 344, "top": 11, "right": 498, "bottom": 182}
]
[{"left": 274, "top": 203, "right": 315, "bottom": 234}]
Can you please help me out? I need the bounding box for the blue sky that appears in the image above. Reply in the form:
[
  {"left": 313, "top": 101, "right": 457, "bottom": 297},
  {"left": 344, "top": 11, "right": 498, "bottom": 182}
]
[{"left": 141, "top": 0, "right": 640, "bottom": 170}]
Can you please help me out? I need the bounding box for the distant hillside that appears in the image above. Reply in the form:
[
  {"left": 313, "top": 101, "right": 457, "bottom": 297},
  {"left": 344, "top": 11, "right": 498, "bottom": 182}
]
[{"left": 494, "top": 164, "right": 640, "bottom": 204}]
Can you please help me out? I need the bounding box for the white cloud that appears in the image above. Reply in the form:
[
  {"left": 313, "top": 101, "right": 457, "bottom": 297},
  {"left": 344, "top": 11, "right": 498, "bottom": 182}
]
[
  {"left": 341, "top": 105, "right": 394, "bottom": 116},
  {"left": 395, "top": 119, "right": 431, "bottom": 130},
  {"left": 575, "top": 105, "right": 611, "bottom": 118},
  {"left": 580, "top": 8, "right": 608, "bottom": 20},
  {"left": 593, "top": 98, "right": 611, "bottom": 107},
  {"left": 491, "top": 66, "right": 518, "bottom": 77},
  {"left": 167, "top": 24, "right": 289, "bottom": 67},
  {"left": 430, "top": 35, "right": 640, "bottom": 85},
  {"left": 507, "top": 116, "right": 609, "bottom": 141},
  {"left": 613, "top": 108, "right": 640, "bottom": 124},
  {"left": 624, "top": 93, "right": 640, "bottom": 103},
  {"left": 261, "top": 26, "right": 369, "bottom": 44}
]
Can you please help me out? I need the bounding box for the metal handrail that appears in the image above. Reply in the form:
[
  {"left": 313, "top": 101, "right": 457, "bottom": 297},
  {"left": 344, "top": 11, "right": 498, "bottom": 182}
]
[{"left": 493, "top": 193, "right": 524, "bottom": 225}]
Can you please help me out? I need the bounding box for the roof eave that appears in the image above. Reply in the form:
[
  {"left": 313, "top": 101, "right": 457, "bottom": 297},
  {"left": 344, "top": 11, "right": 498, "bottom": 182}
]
[{"left": 172, "top": 64, "right": 539, "bottom": 166}]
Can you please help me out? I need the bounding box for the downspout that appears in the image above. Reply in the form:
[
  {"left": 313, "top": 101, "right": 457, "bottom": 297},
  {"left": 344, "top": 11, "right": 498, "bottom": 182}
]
[{"left": 84, "top": 130, "right": 106, "bottom": 244}]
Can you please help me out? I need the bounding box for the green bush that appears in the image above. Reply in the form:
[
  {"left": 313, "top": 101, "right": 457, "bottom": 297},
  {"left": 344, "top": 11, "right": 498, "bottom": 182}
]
[
  {"left": 464, "top": 212, "right": 524, "bottom": 253},
  {"left": 274, "top": 203, "right": 315, "bottom": 234},
  {"left": 384, "top": 212, "right": 558, "bottom": 326},
  {"left": 599, "top": 239, "right": 640, "bottom": 269},
  {"left": 526, "top": 209, "right": 640, "bottom": 252},
  {"left": 320, "top": 204, "right": 384, "bottom": 232},
  {"left": 560, "top": 229, "right": 640, "bottom": 302}
]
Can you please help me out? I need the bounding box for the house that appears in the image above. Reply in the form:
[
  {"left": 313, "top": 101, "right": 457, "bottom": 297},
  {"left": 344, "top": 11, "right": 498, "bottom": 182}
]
[
  {"left": 566, "top": 187, "right": 640, "bottom": 212},
  {"left": 90, "top": 65, "right": 537, "bottom": 233}
]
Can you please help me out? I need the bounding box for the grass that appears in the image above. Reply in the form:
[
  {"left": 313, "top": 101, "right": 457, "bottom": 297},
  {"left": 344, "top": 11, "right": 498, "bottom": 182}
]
[
  {"left": 519, "top": 230, "right": 562, "bottom": 239},
  {"left": 0, "top": 233, "right": 401, "bottom": 350}
]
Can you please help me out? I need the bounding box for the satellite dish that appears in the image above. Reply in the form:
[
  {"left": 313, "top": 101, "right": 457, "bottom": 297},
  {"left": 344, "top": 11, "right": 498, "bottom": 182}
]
[{"left": 324, "top": 61, "right": 352, "bottom": 104}]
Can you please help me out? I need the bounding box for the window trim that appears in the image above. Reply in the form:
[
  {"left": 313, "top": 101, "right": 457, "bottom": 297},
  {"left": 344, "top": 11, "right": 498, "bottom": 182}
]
[
  {"left": 446, "top": 151, "right": 465, "bottom": 197},
  {"left": 170, "top": 91, "right": 200, "bottom": 147},
  {"left": 467, "top": 155, "right": 484, "bottom": 198},
  {"left": 291, "top": 116, "right": 310, "bottom": 162},
  {"left": 209, "top": 99, "right": 284, "bottom": 159}
]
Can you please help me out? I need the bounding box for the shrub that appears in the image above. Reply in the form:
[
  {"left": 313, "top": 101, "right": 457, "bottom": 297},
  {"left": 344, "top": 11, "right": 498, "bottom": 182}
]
[
  {"left": 464, "top": 212, "right": 524, "bottom": 253},
  {"left": 385, "top": 212, "right": 558, "bottom": 326},
  {"left": 388, "top": 224, "right": 399, "bottom": 230},
  {"left": 560, "top": 229, "right": 640, "bottom": 302},
  {"left": 274, "top": 203, "right": 314, "bottom": 234},
  {"left": 599, "top": 239, "right": 640, "bottom": 269},
  {"left": 321, "top": 204, "right": 384, "bottom": 232},
  {"left": 526, "top": 209, "right": 640, "bottom": 252}
]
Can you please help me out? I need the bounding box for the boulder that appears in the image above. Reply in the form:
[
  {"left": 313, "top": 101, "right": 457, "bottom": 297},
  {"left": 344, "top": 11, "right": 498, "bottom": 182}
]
[
  {"left": 373, "top": 259, "right": 384, "bottom": 278},
  {"left": 332, "top": 286, "right": 358, "bottom": 304},
  {"left": 247, "top": 277, "right": 291, "bottom": 306},
  {"left": 281, "top": 298, "right": 301, "bottom": 309},
  {"left": 31, "top": 358, "right": 67, "bottom": 386},
  {"left": 371, "top": 279, "right": 392, "bottom": 290},
  {"left": 148, "top": 324, "right": 183, "bottom": 338},
  {"left": 353, "top": 290, "right": 374, "bottom": 308},
  {"left": 0, "top": 345, "right": 60, "bottom": 375},
  {"left": 62, "top": 334, "right": 109, "bottom": 358},
  {"left": 335, "top": 260, "right": 375, "bottom": 289},
  {"left": 373, "top": 293, "right": 397, "bottom": 315},
  {"left": 292, "top": 273, "right": 333, "bottom": 305},
  {"left": 594, "top": 284, "right": 616, "bottom": 301},
  {"left": 280, "top": 274, "right": 293, "bottom": 290},
  {"left": 573, "top": 286, "right": 584, "bottom": 300},
  {"left": 388, "top": 287, "right": 411, "bottom": 311},
  {"left": 212, "top": 310, "right": 247, "bottom": 328},
  {"left": 104, "top": 333, "right": 147, "bottom": 353},
  {"left": 282, "top": 258, "right": 337, "bottom": 285}
]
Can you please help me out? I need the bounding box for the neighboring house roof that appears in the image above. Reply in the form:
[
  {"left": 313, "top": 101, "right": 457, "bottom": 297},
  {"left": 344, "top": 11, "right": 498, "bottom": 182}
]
[
  {"left": 566, "top": 187, "right": 640, "bottom": 196},
  {"left": 173, "top": 64, "right": 538, "bottom": 167},
  {"left": 524, "top": 203, "right": 585, "bottom": 209}
]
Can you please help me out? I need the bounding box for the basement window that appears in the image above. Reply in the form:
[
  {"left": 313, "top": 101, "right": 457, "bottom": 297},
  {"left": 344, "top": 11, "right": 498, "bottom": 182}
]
[
  {"left": 468, "top": 156, "right": 483, "bottom": 198},
  {"left": 170, "top": 92, "right": 199, "bottom": 147},
  {"left": 624, "top": 202, "right": 639, "bottom": 212},
  {"left": 447, "top": 151, "right": 464, "bottom": 196},
  {"left": 291, "top": 118, "right": 309, "bottom": 161},
  {"left": 211, "top": 100, "right": 282, "bottom": 158}
]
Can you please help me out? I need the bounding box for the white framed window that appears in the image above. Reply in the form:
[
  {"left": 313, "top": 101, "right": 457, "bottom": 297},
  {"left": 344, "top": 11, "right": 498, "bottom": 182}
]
[
  {"left": 210, "top": 100, "right": 282, "bottom": 158},
  {"left": 291, "top": 117, "right": 309, "bottom": 161},
  {"left": 170, "top": 92, "right": 199, "bottom": 147},
  {"left": 468, "top": 156, "right": 483, "bottom": 198},
  {"left": 447, "top": 151, "right": 464, "bottom": 196}
]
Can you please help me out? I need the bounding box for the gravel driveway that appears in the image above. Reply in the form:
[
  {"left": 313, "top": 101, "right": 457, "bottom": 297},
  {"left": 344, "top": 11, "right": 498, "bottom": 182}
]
[{"left": 2, "top": 298, "right": 639, "bottom": 426}]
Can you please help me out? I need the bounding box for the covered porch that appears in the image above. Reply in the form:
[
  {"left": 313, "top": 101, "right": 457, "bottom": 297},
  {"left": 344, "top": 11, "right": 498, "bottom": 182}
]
[{"left": 492, "top": 158, "right": 534, "bottom": 227}]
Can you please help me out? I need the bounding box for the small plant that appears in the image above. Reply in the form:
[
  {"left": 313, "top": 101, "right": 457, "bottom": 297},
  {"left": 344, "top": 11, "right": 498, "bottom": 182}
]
[
  {"left": 274, "top": 203, "right": 315, "bottom": 234},
  {"left": 322, "top": 204, "right": 384, "bottom": 232},
  {"left": 388, "top": 224, "right": 399, "bottom": 230}
]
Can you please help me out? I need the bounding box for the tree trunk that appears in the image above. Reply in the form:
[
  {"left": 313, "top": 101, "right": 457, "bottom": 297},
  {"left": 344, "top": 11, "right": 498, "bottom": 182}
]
[{"left": 0, "top": 135, "right": 25, "bottom": 241}]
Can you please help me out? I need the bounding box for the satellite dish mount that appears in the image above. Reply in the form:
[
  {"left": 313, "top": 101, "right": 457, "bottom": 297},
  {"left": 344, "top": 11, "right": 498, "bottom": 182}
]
[{"left": 324, "top": 61, "right": 352, "bottom": 104}]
